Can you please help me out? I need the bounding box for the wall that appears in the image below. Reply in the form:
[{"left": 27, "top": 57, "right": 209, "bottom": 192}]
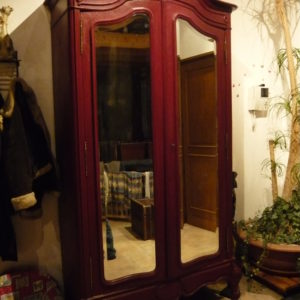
[
  {"left": 230, "top": 0, "right": 300, "bottom": 220},
  {"left": 0, "top": 1, "right": 63, "bottom": 290}
]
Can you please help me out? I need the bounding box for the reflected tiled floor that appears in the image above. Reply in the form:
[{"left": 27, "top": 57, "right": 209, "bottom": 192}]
[
  {"left": 103, "top": 220, "right": 155, "bottom": 280},
  {"left": 103, "top": 220, "right": 219, "bottom": 280},
  {"left": 102, "top": 220, "right": 286, "bottom": 299},
  {"left": 181, "top": 223, "right": 218, "bottom": 262}
]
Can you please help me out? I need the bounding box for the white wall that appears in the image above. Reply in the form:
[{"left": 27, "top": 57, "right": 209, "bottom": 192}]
[
  {"left": 230, "top": 0, "right": 300, "bottom": 220},
  {"left": 0, "top": 1, "right": 63, "bottom": 290},
  {"left": 0, "top": 0, "right": 45, "bottom": 34}
]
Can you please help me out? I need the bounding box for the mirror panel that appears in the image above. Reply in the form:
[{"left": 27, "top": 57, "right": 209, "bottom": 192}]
[
  {"left": 176, "top": 19, "right": 219, "bottom": 263},
  {"left": 95, "top": 14, "right": 156, "bottom": 281}
]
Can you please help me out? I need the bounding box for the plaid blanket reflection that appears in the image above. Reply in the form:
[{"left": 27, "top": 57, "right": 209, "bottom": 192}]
[{"left": 100, "top": 171, "right": 154, "bottom": 209}]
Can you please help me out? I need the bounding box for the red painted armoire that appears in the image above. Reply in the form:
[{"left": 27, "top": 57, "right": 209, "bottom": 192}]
[{"left": 45, "top": 0, "right": 240, "bottom": 299}]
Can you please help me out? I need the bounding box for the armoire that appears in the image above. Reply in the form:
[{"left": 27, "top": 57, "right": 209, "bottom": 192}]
[{"left": 45, "top": 0, "right": 241, "bottom": 299}]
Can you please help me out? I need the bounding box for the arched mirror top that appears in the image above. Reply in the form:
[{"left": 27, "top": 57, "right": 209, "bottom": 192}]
[
  {"left": 172, "top": 0, "right": 236, "bottom": 28},
  {"left": 175, "top": 14, "right": 218, "bottom": 45}
]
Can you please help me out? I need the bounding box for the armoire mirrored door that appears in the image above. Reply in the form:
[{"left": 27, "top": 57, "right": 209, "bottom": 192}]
[
  {"left": 95, "top": 14, "right": 157, "bottom": 281},
  {"left": 86, "top": 1, "right": 166, "bottom": 288},
  {"left": 162, "top": 2, "right": 233, "bottom": 280}
]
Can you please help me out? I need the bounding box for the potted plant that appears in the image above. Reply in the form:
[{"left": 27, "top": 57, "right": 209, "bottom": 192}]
[{"left": 236, "top": 0, "right": 300, "bottom": 278}]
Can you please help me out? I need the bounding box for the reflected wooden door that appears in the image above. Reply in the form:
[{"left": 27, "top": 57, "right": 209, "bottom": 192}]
[{"left": 180, "top": 52, "right": 218, "bottom": 232}]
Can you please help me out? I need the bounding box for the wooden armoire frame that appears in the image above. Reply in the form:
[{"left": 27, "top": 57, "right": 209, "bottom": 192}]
[{"left": 45, "top": 0, "right": 241, "bottom": 299}]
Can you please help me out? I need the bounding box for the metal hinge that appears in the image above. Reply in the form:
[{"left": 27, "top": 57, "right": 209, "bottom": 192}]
[
  {"left": 80, "top": 18, "right": 84, "bottom": 54},
  {"left": 89, "top": 256, "right": 93, "bottom": 289},
  {"left": 226, "top": 133, "right": 229, "bottom": 161},
  {"left": 224, "top": 35, "right": 228, "bottom": 65},
  {"left": 84, "top": 141, "right": 88, "bottom": 177},
  {"left": 227, "top": 227, "right": 231, "bottom": 254}
]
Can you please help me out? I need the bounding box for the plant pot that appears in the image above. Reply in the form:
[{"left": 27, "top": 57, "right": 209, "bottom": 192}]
[{"left": 236, "top": 228, "right": 300, "bottom": 276}]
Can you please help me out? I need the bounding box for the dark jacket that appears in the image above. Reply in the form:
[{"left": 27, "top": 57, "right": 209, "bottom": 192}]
[{"left": 0, "top": 78, "right": 57, "bottom": 261}]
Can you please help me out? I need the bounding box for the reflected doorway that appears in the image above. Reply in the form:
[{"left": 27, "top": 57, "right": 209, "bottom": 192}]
[{"left": 176, "top": 19, "right": 219, "bottom": 263}]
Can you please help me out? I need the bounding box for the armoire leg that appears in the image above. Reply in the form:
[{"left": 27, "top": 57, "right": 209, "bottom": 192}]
[{"left": 228, "top": 263, "right": 242, "bottom": 300}]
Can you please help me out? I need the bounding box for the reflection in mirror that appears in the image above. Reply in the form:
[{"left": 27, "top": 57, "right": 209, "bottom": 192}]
[
  {"left": 95, "top": 14, "right": 156, "bottom": 281},
  {"left": 176, "top": 19, "right": 219, "bottom": 263}
]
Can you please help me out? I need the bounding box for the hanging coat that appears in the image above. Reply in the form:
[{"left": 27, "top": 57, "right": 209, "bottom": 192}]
[
  {"left": 0, "top": 92, "right": 17, "bottom": 260},
  {"left": 0, "top": 78, "right": 58, "bottom": 261}
]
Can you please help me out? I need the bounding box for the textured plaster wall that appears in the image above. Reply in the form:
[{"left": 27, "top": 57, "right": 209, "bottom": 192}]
[
  {"left": 230, "top": 0, "right": 300, "bottom": 220},
  {"left": 0, "top": 1, "right": 63, "bottom": 290}
]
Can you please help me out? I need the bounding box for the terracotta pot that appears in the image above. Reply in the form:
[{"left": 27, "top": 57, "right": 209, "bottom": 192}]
[{"left": 237, "top": 228, "right": 300, "bottom": 276}]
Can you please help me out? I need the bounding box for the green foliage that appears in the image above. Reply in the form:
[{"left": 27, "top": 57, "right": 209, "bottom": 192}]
[
  {"left": 261, "top": 158, "right": 285, "bottom": 177},
  {"left": 273, "top": 131, "right": 288, "bottom": 149},
  {"left": 260, "top": 132, "right": 287, "bottom": 178},
  {"left": 237, "top": 189, "right": 300, "bottom": 280},
  {"left": 277, "top": 48, "right": 300, "bottom": 72},
  {"left": 269, "top": 95, "right": 292, "bottom": 117},
  {"left": 239, "top": 190, "right": 300, "bottom": 245}
]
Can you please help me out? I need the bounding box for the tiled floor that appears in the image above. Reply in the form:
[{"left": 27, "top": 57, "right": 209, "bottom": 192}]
[
  {"left": 102, "top": 220, "right": 296, "bottom": 299},
  {"left": 206, "top": 276, "right": 283, "bottom": 299}
]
